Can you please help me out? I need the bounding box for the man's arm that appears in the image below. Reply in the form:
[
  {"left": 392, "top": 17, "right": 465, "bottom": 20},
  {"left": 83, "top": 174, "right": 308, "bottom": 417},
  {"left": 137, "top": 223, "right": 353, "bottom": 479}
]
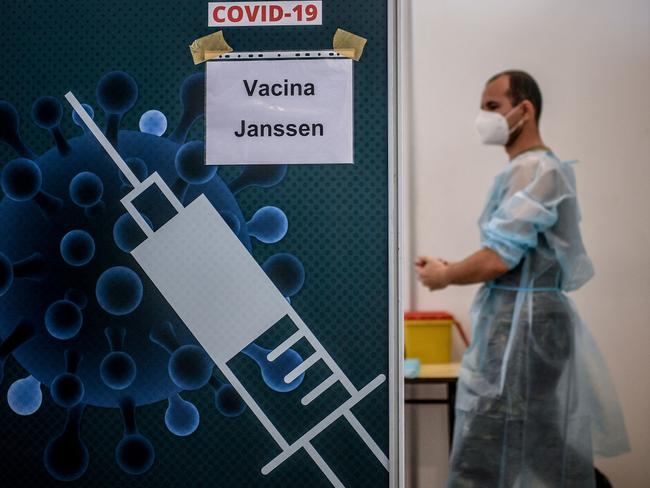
[
  {"left": 415, "top": 248, "right": 509, "bottom": 290},
  {"left": 445, "top": 248, "right": 509, "bottom": 285}
]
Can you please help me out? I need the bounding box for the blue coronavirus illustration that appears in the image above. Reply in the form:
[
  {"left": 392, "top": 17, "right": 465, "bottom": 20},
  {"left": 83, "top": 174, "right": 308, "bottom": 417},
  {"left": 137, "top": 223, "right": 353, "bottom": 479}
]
[{"left": 0, "top": 71, "right": 306, "bottom": 481}]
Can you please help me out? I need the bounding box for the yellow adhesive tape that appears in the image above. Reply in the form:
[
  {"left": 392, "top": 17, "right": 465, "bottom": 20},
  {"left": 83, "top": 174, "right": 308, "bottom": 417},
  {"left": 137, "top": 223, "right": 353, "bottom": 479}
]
[
  {"left": 189, "top": 31, "right": 233, "bottom": 65},
  {"left": 333, "top": 28, "right": 367, "bottom": 61}
]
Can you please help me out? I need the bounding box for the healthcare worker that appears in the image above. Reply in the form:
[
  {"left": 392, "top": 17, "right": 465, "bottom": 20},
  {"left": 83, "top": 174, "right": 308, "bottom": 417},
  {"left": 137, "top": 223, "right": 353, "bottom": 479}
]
[{"left": 415, "top": 70, "right": 629, "bottom": 487}]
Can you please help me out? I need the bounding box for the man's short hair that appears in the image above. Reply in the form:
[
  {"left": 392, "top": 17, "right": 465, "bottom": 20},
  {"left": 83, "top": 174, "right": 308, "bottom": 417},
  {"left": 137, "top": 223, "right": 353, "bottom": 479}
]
[{"left": 488, "top": 70, "right": 543, "bottom": 124}]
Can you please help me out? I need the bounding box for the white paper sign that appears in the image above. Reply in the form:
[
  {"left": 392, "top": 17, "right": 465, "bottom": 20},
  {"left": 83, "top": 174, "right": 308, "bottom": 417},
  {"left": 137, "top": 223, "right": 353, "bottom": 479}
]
[{"left": 205, "top": 58, "right": 353, "bottom": 165}]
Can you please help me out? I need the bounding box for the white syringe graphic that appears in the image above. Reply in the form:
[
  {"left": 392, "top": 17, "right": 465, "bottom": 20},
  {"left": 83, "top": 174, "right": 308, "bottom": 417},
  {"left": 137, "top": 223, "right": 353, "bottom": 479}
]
[{"left": 65, "top": 92, "right": 388, "bottom": 487}]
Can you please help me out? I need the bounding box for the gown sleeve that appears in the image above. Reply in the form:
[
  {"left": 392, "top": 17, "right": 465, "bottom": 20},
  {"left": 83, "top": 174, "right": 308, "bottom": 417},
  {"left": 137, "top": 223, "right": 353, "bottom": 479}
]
[{"left": 481, "top": 157, "right": 575, "bottom": 270}]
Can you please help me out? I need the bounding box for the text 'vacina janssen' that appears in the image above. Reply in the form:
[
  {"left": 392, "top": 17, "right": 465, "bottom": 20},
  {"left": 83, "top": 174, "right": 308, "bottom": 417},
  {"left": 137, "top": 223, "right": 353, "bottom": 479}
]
[{"left": 234, "top": 79, "right": 325, "bottom": 138}]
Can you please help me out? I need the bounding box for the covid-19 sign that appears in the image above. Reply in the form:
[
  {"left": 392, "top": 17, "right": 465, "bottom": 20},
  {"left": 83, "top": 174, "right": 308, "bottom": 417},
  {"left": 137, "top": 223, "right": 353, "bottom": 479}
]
[{"left": 208, "top": 1, "right": 323, "bottom": 27}]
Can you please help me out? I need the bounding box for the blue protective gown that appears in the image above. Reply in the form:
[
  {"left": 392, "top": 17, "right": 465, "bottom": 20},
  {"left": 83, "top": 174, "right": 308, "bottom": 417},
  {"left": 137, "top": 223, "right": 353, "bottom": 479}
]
[{"left": 447, "top": 149, "right": 629, "bottom": 488}]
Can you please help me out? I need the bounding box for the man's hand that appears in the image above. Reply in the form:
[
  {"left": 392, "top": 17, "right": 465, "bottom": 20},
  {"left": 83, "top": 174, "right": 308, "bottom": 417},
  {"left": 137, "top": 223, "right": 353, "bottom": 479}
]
[{"left": 414, "top": 256, "right": 450, "bottom": 291}]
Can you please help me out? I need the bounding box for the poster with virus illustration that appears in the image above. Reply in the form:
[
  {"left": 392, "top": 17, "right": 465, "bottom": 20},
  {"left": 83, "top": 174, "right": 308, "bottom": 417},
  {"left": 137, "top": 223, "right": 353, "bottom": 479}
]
[{"left": 0, "top": 1, "right": 398, "bottom": 487}]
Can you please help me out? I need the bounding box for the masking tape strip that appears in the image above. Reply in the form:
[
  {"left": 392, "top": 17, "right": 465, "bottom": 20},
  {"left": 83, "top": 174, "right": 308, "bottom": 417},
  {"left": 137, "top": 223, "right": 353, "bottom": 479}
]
[
  {"left": 189, "top": 31, "right": 233, "bottom": 65},
  {"left": 333, "top": 28, "right": 367, "bottom": 62}
]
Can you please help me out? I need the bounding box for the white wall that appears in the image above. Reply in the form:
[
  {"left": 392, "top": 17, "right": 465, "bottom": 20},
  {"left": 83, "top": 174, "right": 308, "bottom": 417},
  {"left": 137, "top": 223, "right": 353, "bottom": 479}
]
[{"left": 403, "top": 0, "right": 650, "bottom": 486}]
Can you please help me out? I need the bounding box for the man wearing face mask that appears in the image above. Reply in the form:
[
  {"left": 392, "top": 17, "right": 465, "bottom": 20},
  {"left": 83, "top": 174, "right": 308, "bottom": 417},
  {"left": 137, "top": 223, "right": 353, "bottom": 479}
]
[{"left": 415, "top": 71, "right": 629, "bottom": 487}]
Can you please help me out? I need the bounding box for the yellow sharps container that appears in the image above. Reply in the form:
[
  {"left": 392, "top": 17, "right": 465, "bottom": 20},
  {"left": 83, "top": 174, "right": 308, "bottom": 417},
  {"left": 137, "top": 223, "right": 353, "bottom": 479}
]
[{"left": 404, "top": 311, "right": 454, "bottom": 363}]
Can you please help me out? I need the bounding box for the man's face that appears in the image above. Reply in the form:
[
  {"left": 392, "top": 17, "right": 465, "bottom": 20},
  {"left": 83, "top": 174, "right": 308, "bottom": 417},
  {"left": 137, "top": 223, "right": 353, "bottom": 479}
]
[
  {"left": 480, "top": 75, "right": 524, "bottom": 145},
  {"left": 480, "top": 75, "right": 514, "bottom": 116}
]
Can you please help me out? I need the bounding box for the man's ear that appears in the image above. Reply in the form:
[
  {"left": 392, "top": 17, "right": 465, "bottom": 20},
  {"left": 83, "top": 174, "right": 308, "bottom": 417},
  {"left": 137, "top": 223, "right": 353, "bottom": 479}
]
[{"left": 521, "top": 100, "right": 535, "bottom": 124}]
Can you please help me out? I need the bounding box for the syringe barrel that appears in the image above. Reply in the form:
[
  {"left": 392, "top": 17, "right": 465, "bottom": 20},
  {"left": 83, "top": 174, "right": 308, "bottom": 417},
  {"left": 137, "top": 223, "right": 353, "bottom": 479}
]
[{"left": 129, "top": 189, "right": 291, "bottom": 363}]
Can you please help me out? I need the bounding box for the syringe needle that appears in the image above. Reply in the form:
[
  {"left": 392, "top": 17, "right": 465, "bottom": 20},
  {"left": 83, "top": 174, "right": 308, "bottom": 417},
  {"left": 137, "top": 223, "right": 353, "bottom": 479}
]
[{"left": 64, "top": 92, "right": 141, "bottom": 188}]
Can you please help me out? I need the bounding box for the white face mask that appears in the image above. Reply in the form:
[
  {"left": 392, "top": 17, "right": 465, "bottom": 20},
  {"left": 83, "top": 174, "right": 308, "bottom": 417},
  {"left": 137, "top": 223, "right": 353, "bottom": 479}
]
[{"left": 474, "top": 104, "right": 524, "bottom": 145}]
